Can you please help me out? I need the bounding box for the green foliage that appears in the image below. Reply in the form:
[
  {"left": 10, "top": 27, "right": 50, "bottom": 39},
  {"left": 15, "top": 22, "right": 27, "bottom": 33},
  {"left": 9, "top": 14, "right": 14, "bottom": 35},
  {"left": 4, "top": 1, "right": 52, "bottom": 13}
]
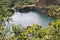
[
  {"left": 7, "top": 19, "right": 59, "bottom": 40},
  {"left": 0, "top": 0, "right": 60, "bottom": 40},
  {"left": 14, "top": 0, "right": 38, "bottom": 8},
  {"left": 43, "top": 5, "right": 58, "bottom": 9},
  {"left": 0, "top": 25, "right": 5, "bottom": 40},
  {"left": 43, "top": 5, "right": 60, "bottom": 16},
  {"left": 0, "top": 19, "right": 60, "bottom": 40}
]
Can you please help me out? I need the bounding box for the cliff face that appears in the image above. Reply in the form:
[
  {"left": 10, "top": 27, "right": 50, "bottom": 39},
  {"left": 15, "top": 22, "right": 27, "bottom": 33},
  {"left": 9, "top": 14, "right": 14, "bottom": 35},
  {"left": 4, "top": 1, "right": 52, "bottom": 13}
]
[
  {"left": 35, "top": 0, "right": 60, "bottom": 16},
  {"left": 36, "top": 0, "right": 60, "bottom": 6}
]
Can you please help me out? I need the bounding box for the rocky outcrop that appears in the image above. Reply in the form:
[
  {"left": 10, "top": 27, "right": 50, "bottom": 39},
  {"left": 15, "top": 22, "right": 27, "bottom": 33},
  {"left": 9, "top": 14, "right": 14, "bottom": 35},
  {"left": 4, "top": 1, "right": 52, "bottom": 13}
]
[
  {"left": 11, "top": 0, "right": 60, "bottom": 17},
  {"left": 36, "top": 0, "right": 60, "bottom": 6}
]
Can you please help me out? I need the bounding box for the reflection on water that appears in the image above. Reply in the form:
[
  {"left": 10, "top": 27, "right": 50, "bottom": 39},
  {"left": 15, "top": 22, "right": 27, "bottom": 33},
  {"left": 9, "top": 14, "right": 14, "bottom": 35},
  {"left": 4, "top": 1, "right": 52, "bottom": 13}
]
[{"left": 11, "top": 11, "right": 56, "bottom": 27}]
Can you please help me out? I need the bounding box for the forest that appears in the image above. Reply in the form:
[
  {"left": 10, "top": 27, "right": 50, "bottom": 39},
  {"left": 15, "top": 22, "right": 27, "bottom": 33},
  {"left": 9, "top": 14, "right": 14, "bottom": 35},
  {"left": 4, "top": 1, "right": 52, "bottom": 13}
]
[{"left": 0, "top": 0, "right": 60, "bottom": 40}]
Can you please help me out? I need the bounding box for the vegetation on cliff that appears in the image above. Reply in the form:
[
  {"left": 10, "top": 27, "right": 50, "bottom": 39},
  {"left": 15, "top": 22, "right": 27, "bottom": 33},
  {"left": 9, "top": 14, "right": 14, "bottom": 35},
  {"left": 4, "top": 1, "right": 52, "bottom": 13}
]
[
  {"left": 0, "top": 19, "right": 60, "bottom": 40},
  {"left": 0, "top": 0, "right": 60, "bottom": 40},
  {"left": 43, "top": 5, "right": 60, "bottom": 16}
]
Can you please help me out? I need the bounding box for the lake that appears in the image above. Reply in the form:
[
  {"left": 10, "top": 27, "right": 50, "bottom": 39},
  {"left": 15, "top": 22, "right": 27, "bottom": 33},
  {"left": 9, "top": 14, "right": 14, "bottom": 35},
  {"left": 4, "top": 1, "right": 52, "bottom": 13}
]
[{"left": 11, "top": 11, "right": 56, "bottom": 27}]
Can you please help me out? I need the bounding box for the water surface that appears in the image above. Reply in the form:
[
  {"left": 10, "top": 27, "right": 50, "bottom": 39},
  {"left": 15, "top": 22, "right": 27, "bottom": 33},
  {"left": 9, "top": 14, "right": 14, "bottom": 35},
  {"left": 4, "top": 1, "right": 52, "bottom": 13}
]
[{"left": 11, "top": 11, "right": 56, "bottom": 27}]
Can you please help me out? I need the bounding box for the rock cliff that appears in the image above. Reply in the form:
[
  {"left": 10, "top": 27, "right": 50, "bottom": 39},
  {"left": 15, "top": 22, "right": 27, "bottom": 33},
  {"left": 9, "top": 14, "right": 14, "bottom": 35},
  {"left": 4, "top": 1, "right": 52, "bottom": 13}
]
[{"left": 36, "top": 0, "right": 60, "bottom": 6}]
